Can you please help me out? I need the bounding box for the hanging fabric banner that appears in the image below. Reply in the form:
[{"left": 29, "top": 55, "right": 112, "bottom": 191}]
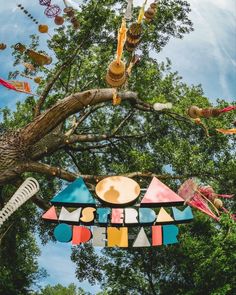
[{"left": 0, "top": 78, "right": 31, "bottom": 94}]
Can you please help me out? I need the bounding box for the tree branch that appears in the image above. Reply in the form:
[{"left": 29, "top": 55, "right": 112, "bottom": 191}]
[{"left": 22, "top": 89, "right": 140, "bottom": 146}]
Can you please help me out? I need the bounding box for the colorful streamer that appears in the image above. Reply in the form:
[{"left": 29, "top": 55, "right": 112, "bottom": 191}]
[{"left": 0, "top": 78, "right": 31, "bottom": 94}]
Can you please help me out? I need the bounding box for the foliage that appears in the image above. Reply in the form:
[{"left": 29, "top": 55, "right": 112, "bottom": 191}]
[{"left": 34, "top": 283, "right": 90, "bottom": 295}]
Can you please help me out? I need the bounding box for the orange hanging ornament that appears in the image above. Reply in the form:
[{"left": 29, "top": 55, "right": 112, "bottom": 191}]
[{"left": 116, "top": 18, "right": 127, "bottom": 65}]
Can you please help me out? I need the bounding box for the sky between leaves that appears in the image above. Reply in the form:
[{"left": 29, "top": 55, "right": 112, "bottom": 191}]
[{"left": 0, "top": 0, "right": 235, "bottom": 293}]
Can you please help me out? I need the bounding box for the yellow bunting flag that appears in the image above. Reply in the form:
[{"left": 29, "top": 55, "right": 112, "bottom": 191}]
[
  {"left": 116, "top": 18, "right": 127, "bottom": 65},
  {"left": 216, "top": 129, "right": 236, "bottom": 135}
]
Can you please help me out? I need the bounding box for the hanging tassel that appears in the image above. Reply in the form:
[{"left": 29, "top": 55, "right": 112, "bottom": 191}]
[
  {"left": 125, "top": 0, "right": 133, "bottom": 21},
  {"left": 116, "top": 18, "right": 127, "bottom": 65},
  {"left": 216, "top": 129, "right": 236, "bottom": 135}
]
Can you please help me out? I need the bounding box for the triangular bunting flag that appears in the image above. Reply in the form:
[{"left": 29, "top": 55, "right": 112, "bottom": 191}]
[
  {"left": 141, "top": 177, "right": 184, "bottom": 207},
  {"left": 156, "top": 207, "right": 174, "bottom": 223},
  {"left": 42, "top": 206, "right": 58, "bottom": 221},
  {"left": 51, "top": 177, "right": 96, "bottom": 206},
  {"left": 59, "top": 207, "right": 81, "bottom": 223}
]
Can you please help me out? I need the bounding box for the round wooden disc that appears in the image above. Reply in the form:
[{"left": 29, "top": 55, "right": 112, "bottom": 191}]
[{"left": 95, "top": 176, "right": 140, "bottom": 206}]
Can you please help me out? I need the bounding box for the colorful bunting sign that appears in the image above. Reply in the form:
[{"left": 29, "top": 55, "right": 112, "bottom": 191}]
[{"left": 42, "top": 177, "right": 194, "bottom": 248}]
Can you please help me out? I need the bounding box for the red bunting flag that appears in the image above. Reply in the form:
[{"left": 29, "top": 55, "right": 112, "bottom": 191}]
[{"left": 0, "top": 78, "right": 31, "bottom": 94}]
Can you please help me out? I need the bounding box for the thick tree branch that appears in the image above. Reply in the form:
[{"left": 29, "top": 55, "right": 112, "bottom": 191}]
[{"left": 22, "top": 89, "right": 141, "bottom": 146}]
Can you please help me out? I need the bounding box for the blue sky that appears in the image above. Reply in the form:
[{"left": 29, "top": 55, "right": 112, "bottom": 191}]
[{"left": 0, "top": 0, "right": 235, "bottom": 294}]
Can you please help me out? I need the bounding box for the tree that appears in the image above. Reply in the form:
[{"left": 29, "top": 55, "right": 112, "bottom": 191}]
[
  {"left": 34, "top": 283, "right": 90, "bottom": 295},
  {"left": 0, "top": 0, "right": 235, "bottom": 294}
]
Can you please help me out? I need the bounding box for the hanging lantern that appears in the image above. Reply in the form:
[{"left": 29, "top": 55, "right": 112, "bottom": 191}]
[
  {"left": 125, "top": 23, "right": 142, "bottom": 52},
  {"left": 34, "top": 77, "right": 42, "bottom": 84},
  {"left": 71, "top": 17, "right": 80, "bottom": 29},
  {"left": 63, "top": 7, "right": 75, "bottom": 17},
  {"left": 0, "top": 43, "right": 7, "bottom": 50},
  {"left": 54, "top": 15, "right": 64, "bottom": 25},
  {"left": 38, "top": 24, "right": 49, "bottom": 33},
  {"left": 14, "top": 43, "right": 26, "bottom": 53},
  {"left": 45, "top": 5, "right": 61, "bottom": 18},
  {"left": 23, "top": 63, "right": 35, "bottom": 72},
  {"left": 106, "top": 60, "right": 126, "bottom": 87},
  {"left": 144, "top": 2, "right": 158, "bottom": 22},
  {"left": 26, "top": 49, "right": 52, "bottom": 66}
]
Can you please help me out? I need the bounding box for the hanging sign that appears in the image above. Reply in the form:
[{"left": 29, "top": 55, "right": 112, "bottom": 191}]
[{"left": 42, "top": 176, "right": 194, "bottom": 248}]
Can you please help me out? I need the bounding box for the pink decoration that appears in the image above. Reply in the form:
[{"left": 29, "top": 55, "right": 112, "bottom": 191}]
[
  {"left": 42, "top": 206, "right": 58, "bottom": 221},
  {"left": 141, "top": 177, "right": 184, "bottom": 206},
  {"left": 44, "top": 5, "right": 61, "bottom": 18},
  {"left": 219, "top": 106, "right": 236, "bottom": 113},
  {"left": 177, "top": 178, "right": 235, "bottom": 221},
  {"left": 39, "top": 0, "right": 51, "bottom": 6},
  {"left": 0, "top": 77, "right": 17, "bottom": 91}
]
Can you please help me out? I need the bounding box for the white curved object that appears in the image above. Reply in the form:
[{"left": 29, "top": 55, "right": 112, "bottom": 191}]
[
  {"left": 153, "top": 102, "right": 173, "bottom": 111},
  {"left": 0, "top": 178, "right": 39, "bottom": 227},
  {"left": 125, "top": 0, "right": 133, "bottom": 20}
]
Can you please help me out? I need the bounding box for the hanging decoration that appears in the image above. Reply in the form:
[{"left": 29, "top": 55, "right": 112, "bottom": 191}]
[
  {"left": 17, "top": 4, "right": 39, "bottom": 24},
  {"left": 126, "top": 54, "right": 140, "bottom": 77},
  {"left": 188, "top": 105, "right": 236, "bottom": 119},
  {"left": 144, "top": 2, "right": 158, "bottom": 23},
  {"left": 63, "top": 0, "right": 80, "bottom": 11},
  {"left": 216, "top": 129, "right": 236, "bottom": 135},
  {"left": 0, "top": 77, "right": 32, "bottom": 94},
  {"left": 188, "top": 105, "right": 236, "bottom": 135},
  {"left": 125, "top": 0, "right": 133, "bottom": 21},
  {"left": 106, "top": 19, "right": 127, "bottom": 88},
  {"left": 14, "top": 43, "right": 52, "bottom": 66},
  {"left": 26, "top": 49, "right": 52, "bottom": 66},
  {"left": 22, "top": 62, "right": 35, "bottom": 72},
  {"left": 153, "top": 102, "right": 173, "bottom": 111},
  {"left": 38, "top": 24, "right": 49, "bottom": 34},
  {"left": 0, "top": 43, "right": 7, "bottom": 50},
  {"left": 14, "top": 43, "right": 26, "bottom": 53},
  {"left": 39, "top": 0, "right": 64, "bottom": 26},
  {"left": 42, "top": 176, "right": 194, "bottom": 248},
  {"left": 20, "top": 73, "right": 42, "bottom": 84},
  {"left": 178, "top": 178, "right": 235, "bottom": 221},
  {"left": 125, "top": 22, "right": 142, "bottom": 52},
  {"left": 125, "top": 1, "right": 147, "bottom": 52},
  {"left": 63, "top": 7, "right": 79, "bottom": 29},
  {"left": 0, "top": 178, "right": 40, "bottom": 228}
]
